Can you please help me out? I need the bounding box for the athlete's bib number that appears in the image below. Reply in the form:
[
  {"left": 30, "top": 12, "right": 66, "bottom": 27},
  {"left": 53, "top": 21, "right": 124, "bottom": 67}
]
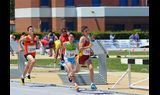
[
  {"left": 83, "top": 48, "right": 91, "bottom": 55},
  {"left": 28, "top": 45, "right": 36, "bottom": 53},
  {"left": 66, "top": 50, "right": 75, "bottom": 58}
]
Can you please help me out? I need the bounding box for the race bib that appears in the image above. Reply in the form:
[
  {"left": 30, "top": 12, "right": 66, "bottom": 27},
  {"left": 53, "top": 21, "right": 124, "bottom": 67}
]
[
  {"left": 65, "top": 50, "right": 75, "bottom": 58},
  {"left": 83, "top": 48, "right": 91, "bottom": 55},
  {"left": 28, "top": 45, "right": 36, "bottom": 53}
]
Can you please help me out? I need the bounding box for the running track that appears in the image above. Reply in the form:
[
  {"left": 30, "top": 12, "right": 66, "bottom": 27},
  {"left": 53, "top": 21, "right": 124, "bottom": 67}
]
[{"left": 10, "top": 80, "right": 133, "bottom": 95}]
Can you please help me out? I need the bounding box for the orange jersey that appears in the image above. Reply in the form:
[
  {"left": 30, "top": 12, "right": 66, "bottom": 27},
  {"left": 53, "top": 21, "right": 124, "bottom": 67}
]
[{"left": 24, "top": 35, "right": 37, "bottom": 57}]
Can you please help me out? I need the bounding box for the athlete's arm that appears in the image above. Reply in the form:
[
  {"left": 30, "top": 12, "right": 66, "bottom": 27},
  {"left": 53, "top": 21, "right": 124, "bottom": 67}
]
[{"left": 79, "top": 36, "right": 92, "bottom": 51}]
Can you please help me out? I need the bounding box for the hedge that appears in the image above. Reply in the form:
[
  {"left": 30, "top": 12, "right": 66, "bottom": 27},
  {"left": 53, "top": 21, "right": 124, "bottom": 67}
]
[{"left": 10, "top": 30, "right": 149, "bottom": 40}]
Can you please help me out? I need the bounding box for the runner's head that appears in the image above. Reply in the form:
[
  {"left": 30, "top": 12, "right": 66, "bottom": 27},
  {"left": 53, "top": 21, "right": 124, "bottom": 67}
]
[
  {"left": 68, "top": 33, "right": 75, "bottom": 42},
  {"left": 61, "top": 28, "right": 68, "bottom": 36},
  {"left": 81, "top": 26, "right": 90, "bottom": 36},
  {"left": 27, "top": 26, "right": 34, "bottom": 35}
]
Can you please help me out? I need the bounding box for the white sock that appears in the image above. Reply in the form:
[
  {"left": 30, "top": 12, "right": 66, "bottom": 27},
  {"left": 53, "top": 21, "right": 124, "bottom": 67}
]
[
  {"left": 21, "top": 75, "right": 24, "bottom": 78},
  {"left": 26, "top": 73, "right": 30, "bottom": 77}
]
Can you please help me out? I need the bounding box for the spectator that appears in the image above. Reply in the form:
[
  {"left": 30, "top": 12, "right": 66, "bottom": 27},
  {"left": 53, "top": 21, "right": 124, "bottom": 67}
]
[
  {"left": 10, "top": 34, "right": 16, "bottom": 56},
  {"left": 134, "top": 33, "right": 140, "bottom": 47},
  {"left": 40, "top": 35, "right": 49, "bottom": 55},
  {"left": 48, "top": 30, "right": 57, "bottom": 57},
  {"left": 134, "top": 33, "right": 140, "bottom": 42},
  {"left": 59, "top": 28, "right": 69, "bottom": 70},
  {"left": 110, "top": 33, "right": 115, "bottom": 41},
  {"left": 129, "top": 34, "right": 135, "bottom": 41}
]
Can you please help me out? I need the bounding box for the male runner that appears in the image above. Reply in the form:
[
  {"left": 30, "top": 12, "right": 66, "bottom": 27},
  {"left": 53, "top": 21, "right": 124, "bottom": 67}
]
[
  {"left": 62, "top": 33, "right": 80, "bottom": 91},
  {"left": 19, "top": 26, "right": 39, "bottom": 85},
  {"left": 77, "top": 25, "right": 97, "bottom": 90}
]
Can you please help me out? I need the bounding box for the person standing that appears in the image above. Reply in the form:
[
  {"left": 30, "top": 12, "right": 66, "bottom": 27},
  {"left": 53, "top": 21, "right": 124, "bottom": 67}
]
[
  {"left": 134, "top": 33, "right": 140, "bottom": 47},
  {"left": 59, "top": 28, "right": 69, "bottom": 70}
]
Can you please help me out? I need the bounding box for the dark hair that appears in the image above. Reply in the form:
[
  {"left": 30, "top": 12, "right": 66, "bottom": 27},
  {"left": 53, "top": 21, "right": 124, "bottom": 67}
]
[
  {"left": 61, "top": 28, "right": 67, "bottom": 33},
  {"left": 81, "top": 26, "right": 88, "bottom": 32},
  {"left": 69, "top": 32, "right": 75, "bottom": 37},
  {"left": 22, "top": 32, "right": 26, "bottom": 35},
  {"left": 27, "top": 26, "right": 33, "bottom": 31}
]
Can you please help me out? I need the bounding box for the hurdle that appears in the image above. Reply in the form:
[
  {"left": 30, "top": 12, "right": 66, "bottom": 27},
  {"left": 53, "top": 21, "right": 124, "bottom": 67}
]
[
  {"left": 110, "top": 58, "right": 149, "bottom": 90},
  {"left": 58, "top": 40, "right": 108, "bottom": 85},
  {"left": 10, "top": 40, "right": 26, "bottom": 78}
]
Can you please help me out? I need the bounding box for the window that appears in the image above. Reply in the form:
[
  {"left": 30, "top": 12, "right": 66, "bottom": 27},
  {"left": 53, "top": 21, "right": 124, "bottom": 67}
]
[
  {"left": 131, "top": 0, "right": 140, "bottom": 6},
  {"left": 40, "top": 0, "right": 49, "bottom": 6},
  {"left": 119, "top": 0, "right": 128, "bottom": 6},
  {"left": 107, "top": 24, "right": 125, "bottom": 31},
  {"left": 66, "top": 22, "right": 76, "bottom": 31},
  {"left": 92, "top": 0, "right": 101, "bottom": 6},
  {"left": 133, "top": 24, "right": 149, "bottom": 31},
  {"left": 65, "top": 0, "right": 74, "bottom": 6},
  {"left": 41, "top": 22, "right": 50, "bottom": 32}
]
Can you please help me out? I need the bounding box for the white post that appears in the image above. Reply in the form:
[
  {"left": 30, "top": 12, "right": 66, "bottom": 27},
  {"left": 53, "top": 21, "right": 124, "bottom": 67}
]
[{"left": 128, "top": 64, "right": 131, "bottom": 87}]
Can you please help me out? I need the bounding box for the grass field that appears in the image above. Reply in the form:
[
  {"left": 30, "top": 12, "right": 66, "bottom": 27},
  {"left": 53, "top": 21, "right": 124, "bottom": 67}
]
[
  {"left": 10, "top": 58, "right": 149, "bottom": 73},
  {"left": 108, "top": 51, "right": 149, "bottom": 55},
  {"left": 10, "top": 51, "right": 149, "bottom": 73}
]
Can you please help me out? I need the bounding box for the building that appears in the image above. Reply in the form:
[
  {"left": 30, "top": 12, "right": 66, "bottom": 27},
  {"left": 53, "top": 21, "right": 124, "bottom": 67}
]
[
  {"left": 15, "top": 0, "right": 149, "bottom": 32},
  {"left": 10, "top": 19, "right": 15, "bottom": 32}
]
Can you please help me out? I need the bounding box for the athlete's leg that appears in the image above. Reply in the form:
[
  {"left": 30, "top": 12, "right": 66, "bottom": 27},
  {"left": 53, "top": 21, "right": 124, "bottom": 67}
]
[
  {"left": 21, "top": 59, "right": 31, "bottom": 85},
  {"left": 66, "top": 62, "right": 79, "bottom": 90},
  {"left": 86, "top": 59, "right": 94, "bottom": 83},
  {"left": 86, "top": 58, "right": 97, "bottom": 89},
  {"left": 74, "top": 56, "right": 80, "bottom": 73},
  {"left": 27, "top": 55, "right": 36, "bottom": 75},
  {"left": 22, "top": 61, "right": 31, "bottom": 78}
]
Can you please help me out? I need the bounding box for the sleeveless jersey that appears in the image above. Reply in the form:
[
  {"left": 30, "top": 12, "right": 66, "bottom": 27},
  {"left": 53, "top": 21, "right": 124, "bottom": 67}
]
[
  {"left": 65, "top": 42, "right": 76, "bottom": 58},
  {"left": 24, "top": 35, "right": 37, "bottom": 56}
]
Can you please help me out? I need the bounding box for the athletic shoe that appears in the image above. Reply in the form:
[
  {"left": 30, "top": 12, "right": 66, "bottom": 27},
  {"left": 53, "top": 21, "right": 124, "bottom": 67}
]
[
  {"left": 26, "top": 74, "right": 31, "bottom": 79},
  {"left": 68, "top": 77, "right": 72, "bottom": 83},
  {"left": 91, "top": 83, "right": 97, "bottom": 90},
  {"left": 21, "top": 78, "right": 25, "bottom": 85}
]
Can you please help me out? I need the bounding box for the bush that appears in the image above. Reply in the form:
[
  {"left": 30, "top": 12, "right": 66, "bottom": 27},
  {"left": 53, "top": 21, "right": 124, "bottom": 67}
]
[{"left": 10, "top": 30, "right": 149, "bottom": 40}]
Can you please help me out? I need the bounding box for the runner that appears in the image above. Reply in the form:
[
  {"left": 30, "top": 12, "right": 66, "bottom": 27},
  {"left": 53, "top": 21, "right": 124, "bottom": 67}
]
[
  {"left": 62, "top": 33, "right": 80, "bottom": 91},
  {"left": 18, "top": 26, "right": 39, "bottom": 85},
  {"left": 59, "top": 28, "right": 69, "bottom": 70},
  {"left": 77, "top": 25, "right": 97, "bottom": 90}
]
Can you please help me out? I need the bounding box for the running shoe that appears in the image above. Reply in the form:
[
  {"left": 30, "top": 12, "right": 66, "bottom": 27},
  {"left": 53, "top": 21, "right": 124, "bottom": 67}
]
[
  {"left": 68, "top": 77, "right": 72, "bottom": 83},
  {"left": 21, "top": 78, "right": 25, "bottom": 85},
  {"left": 26, "top": 74, "right": 31, "bottom": 79},
  {"left": 91, "top": 83, "right": 97, "bottom": 90}
]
